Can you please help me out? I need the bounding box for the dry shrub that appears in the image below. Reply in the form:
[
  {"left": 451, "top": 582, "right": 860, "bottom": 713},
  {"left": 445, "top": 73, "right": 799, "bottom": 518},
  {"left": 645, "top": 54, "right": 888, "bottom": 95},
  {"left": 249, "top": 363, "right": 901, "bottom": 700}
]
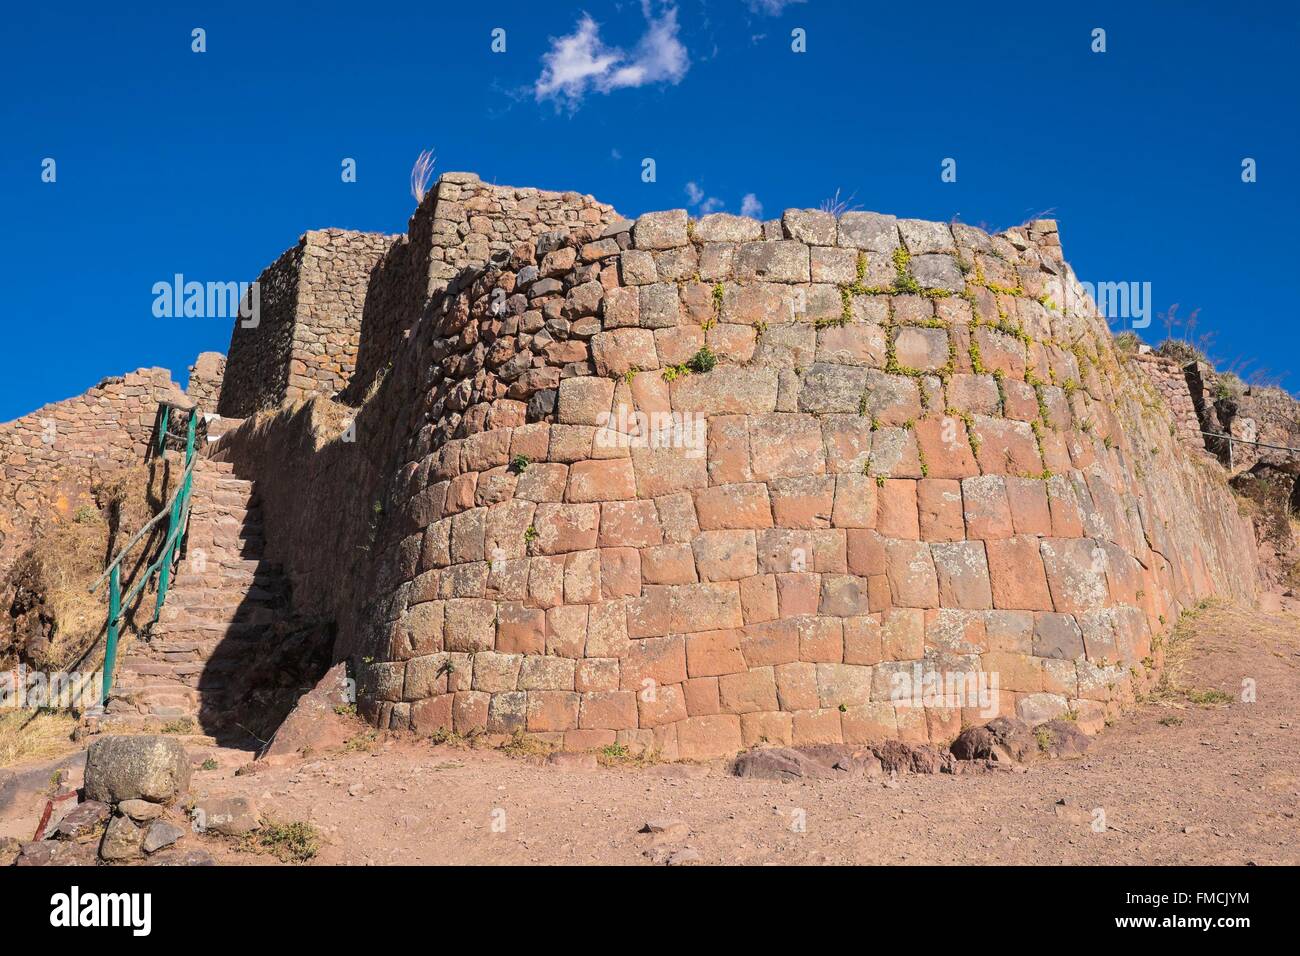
[{"left": 0, "top": 460, "right": 176, "bottom": 672}]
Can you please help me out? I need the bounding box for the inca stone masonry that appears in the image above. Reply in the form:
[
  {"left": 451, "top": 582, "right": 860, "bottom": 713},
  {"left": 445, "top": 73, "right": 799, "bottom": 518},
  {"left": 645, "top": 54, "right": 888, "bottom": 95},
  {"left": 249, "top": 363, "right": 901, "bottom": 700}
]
[{"left": 0, "top": 172, "right": 1269, "bottom": 759}]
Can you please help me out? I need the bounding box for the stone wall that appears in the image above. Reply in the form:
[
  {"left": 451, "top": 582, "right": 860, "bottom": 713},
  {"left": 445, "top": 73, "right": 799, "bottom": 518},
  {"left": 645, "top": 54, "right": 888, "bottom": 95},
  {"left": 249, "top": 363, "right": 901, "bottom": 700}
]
[
  {"left": 217, "top": 230, "right": 399, "bottom": 417},
  {"left": 187, "top": 352, "right": 226, "bottom": 411},
  {"left": 1184, "top": 362, "right": 1300, "bottom": 473},
  {"left": 217, "top": 243, "right": 301, "bottom": 418},
  {"left": 1129, "top": 353, "right": 1205, "bottom": 453},
  {"left": 0, "top": 368, "right": 188, "bottom": 574},
  {"left": 344, "top": 174, "right": 620, "bottom": 403},
  {"left": 217, "top": 178, "right": 616, "bottom": 418},
  {"left": 319, "top": 201, "right": 1261, "bottom": 760}
]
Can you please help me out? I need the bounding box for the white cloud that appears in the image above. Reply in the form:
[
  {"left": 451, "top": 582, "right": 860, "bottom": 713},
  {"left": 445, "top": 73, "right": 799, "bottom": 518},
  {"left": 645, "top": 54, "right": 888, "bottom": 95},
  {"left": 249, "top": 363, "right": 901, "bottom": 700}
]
[
  {"left": 534, "top": 15, "right": 622, "bottom": 105},
  {"left": 740, "top": 193, "right": 764, "bottom": 218},
  {"left": 685, "top": 181, "right": 724, "bottom": 214},
  {"left": 746, "top": 0, "right": 807, "bottom": 14},
  {"left": 535, "top": 4, "right": 690, "bottom": 109}
]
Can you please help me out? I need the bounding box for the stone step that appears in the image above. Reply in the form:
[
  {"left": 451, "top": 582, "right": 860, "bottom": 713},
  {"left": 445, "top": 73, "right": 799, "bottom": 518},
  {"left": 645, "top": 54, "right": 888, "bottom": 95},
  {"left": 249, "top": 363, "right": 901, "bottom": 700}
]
[
  {"left": 163, "top": 585, "right": 280, "bottom": 606},
  {"left": 170, "top": 571, "right": 273, "bottom": 589},
  {"left": 148, "top": 620, "right": 270, "bottom": 641},
  {"left": 156, "top": 606, "right": 279, "bottom": 627},
  {"left": 190, "top": 508, "right": 259, "bottom": 525},
  {"left": 187, "top": 530, "right": 266, "bottom": 548}
]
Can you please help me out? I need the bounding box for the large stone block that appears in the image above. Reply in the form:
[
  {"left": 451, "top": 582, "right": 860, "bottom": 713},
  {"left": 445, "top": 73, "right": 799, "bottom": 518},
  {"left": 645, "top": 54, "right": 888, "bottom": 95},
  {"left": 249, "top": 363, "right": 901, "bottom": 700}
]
[
  {"left": 671, "top": 367, "right": 779, "bottom": 415},
  {"left": 1040, "top": 538, "right": 1111, "bottom": 613},
  {"left": 748, "top": 414, "right": 827, "bottom": 479},
  {"left": 884, "top": 539, "right": 940, "bottom": 608},
  {"left": 627, "top": 583, "right": 743, "bottom": 639},
  {"left": 84, "top": 736, "right": 191, "bottom": 806},
  {"left": 694, "top": 213, "right": 762, "bottom": 243},
  {"left": 734, "top": 241, "right": 811, "bottom": 283},
  {"left": 985, "top": 536, "right": 1054, "bottom": 611},
  {"left": 837, "top": 212, "right": 899, "bottom": 253},
  {"left": 930, "top": 541, "right": 993, "bottom": 610},
  {"left": 633, "top": 210, "right": 689, "bottom": 250}
]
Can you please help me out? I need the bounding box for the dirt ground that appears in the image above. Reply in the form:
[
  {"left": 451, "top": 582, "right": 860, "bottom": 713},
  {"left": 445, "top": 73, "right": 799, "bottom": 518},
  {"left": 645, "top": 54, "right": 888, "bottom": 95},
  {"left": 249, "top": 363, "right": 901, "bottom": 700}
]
[{"left": 4, "top": 597, "right": 1297, "bottom": 865}]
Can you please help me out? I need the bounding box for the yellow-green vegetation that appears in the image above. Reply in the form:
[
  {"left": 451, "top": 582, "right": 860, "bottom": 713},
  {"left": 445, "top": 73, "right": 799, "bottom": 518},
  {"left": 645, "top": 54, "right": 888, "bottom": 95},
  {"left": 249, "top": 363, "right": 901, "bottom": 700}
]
[
  {"left": 661, "top": 346, "right": 718, "bottom": 381},
  {"left": 344, "top": 730, "right": 379, "bottom": 752},
  {"left": 257, "top": 820, "right": 320, "bottom": 863},
  {"left": 1184, "top": 688, "right": 1233, "bottom": 706},
  {"left": 499, "top": 730, "right": 556, "bottom": 759},
  {"left": 596, "top": 741, "right": 661, "bottom": 768},
  {"left": 427, "top": 726, "right": 469, "bottom": 747}
]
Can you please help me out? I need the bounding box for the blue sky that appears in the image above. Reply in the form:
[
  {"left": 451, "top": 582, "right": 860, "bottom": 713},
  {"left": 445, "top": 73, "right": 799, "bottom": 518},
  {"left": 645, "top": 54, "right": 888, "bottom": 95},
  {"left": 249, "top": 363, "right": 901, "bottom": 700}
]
[{"left": 2, "top": 0, "right": 1297, "bottom": 421}]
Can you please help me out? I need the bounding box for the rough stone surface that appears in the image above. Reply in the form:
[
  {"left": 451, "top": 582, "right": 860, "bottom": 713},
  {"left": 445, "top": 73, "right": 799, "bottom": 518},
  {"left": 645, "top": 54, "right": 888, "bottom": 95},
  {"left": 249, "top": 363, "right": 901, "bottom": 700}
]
[
  {"left": 83, "top": 736, "right": 191, "bottom": 806},
  {"left": 17, "top": 170, "right": 1265, "bottom": 764},
  {"left": 192, "top": 796, "right": 261, "bottom": 836},
  {"left": 99, "top": 815, "right": 144, "bottom": 861},
  {"left": 142, "top": 820, "right": 185, "bottom": 854}
]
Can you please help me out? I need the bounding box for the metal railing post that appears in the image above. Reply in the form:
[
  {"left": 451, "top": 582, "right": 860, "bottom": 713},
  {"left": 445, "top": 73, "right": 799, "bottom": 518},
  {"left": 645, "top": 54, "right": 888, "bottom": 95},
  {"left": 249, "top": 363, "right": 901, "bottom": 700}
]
[
  {"left": 102, "top": 565, "right": 120, "bottom": 706},
  {"left": 153, "top": 408, "right": 198, "bottom": 622}
]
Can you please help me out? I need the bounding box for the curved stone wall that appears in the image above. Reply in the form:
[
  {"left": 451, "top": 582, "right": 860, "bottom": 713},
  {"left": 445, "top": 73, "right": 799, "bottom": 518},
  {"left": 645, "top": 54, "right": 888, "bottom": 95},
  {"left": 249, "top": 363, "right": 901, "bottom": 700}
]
[{"left": 340, "top": 198, "right": 1260, "bottom": 760}]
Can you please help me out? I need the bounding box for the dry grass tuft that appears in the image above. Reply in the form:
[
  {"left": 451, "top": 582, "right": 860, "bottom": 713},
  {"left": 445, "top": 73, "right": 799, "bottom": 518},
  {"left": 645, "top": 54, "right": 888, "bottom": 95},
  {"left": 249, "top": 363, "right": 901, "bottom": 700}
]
[
  {"left": 1, "top": 461, "right": 175, "bottom": 673},
  {"left": 0, "top": 708, "right": 79, "bottom": 768}
]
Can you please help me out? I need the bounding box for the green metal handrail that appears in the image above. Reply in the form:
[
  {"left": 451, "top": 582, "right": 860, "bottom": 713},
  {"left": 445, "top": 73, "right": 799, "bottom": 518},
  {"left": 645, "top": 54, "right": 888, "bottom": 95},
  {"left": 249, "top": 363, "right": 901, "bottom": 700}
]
[{"left": 87, "top": 402, "right": 200, "bottom": 707}]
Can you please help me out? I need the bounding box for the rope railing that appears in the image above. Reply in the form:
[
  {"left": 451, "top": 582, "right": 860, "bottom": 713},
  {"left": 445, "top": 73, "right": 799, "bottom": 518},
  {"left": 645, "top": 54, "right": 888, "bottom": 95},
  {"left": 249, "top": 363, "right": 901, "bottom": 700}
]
[{"left": 1198, "top": 431, "right": 1300, "bottom": 456}]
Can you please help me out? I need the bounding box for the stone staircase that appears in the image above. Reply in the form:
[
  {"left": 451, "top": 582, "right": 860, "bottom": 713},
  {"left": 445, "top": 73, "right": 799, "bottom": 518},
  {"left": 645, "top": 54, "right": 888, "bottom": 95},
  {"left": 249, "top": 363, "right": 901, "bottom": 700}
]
[{"left": 104, "top": 458, "right": 289, "bottom": 735}]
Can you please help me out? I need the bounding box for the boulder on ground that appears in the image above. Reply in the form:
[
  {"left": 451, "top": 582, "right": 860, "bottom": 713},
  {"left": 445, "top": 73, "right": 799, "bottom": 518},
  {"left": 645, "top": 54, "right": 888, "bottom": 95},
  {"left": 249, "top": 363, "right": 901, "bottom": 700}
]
[
  {"left": 734, "top": 747, "right": 838, "bottom": 781},
  {"left": 83, "top": 735, "right": 191, "bottom": 805},
  {"left": 119, "top": 798, "right": 165, "bottom": 822},
  {"left": 964, "top": 716, "right": 1040, "bottom": 763},
  {"left": 145, "top": 847, "right": 215, "bottom": 866},
  {"left": 907, "top": 744, "right": 952, "bottom": 774},
  {"left": 260, "top": 662, "right": 355, "bottom": 765},
  {"left": 192, "top": 796, "right": 260, "bottom": 836},
  {"left": 733, "top": 744, "right": 879, "bottom": 780},
  {"left": 950, "top": 725, "right": 995, "bottom": 761},
  {"left": 1036, "top": 719, "right": 1092, "bottom": 759}
]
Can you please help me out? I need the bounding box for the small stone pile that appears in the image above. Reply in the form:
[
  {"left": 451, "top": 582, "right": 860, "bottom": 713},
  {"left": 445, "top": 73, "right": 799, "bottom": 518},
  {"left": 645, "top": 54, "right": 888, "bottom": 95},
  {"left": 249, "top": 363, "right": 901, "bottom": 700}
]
[{"left": 6, "top": 735, "right": 213, "bottom": 866}]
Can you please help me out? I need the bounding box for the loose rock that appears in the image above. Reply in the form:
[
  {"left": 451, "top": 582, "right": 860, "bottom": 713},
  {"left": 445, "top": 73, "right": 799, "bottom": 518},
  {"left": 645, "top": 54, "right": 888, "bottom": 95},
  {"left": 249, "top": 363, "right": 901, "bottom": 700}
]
[
  {"left": 51, "top": 800, "right": 110, "bottom": 842},
  {"left": 84, "top": 735, "right": 191, "bottom": 805},
  {"left": 99, "top": 815, "right": 144, "bottom": 861},
  {"left": 119, "top": 799, "right": 166, "bottom": 823},
  {"left": 143, "top": 820, "right": 184, "bottom": 854},
  {"left": 192, "top": 796, "right": 261, "bottom": 836}
]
